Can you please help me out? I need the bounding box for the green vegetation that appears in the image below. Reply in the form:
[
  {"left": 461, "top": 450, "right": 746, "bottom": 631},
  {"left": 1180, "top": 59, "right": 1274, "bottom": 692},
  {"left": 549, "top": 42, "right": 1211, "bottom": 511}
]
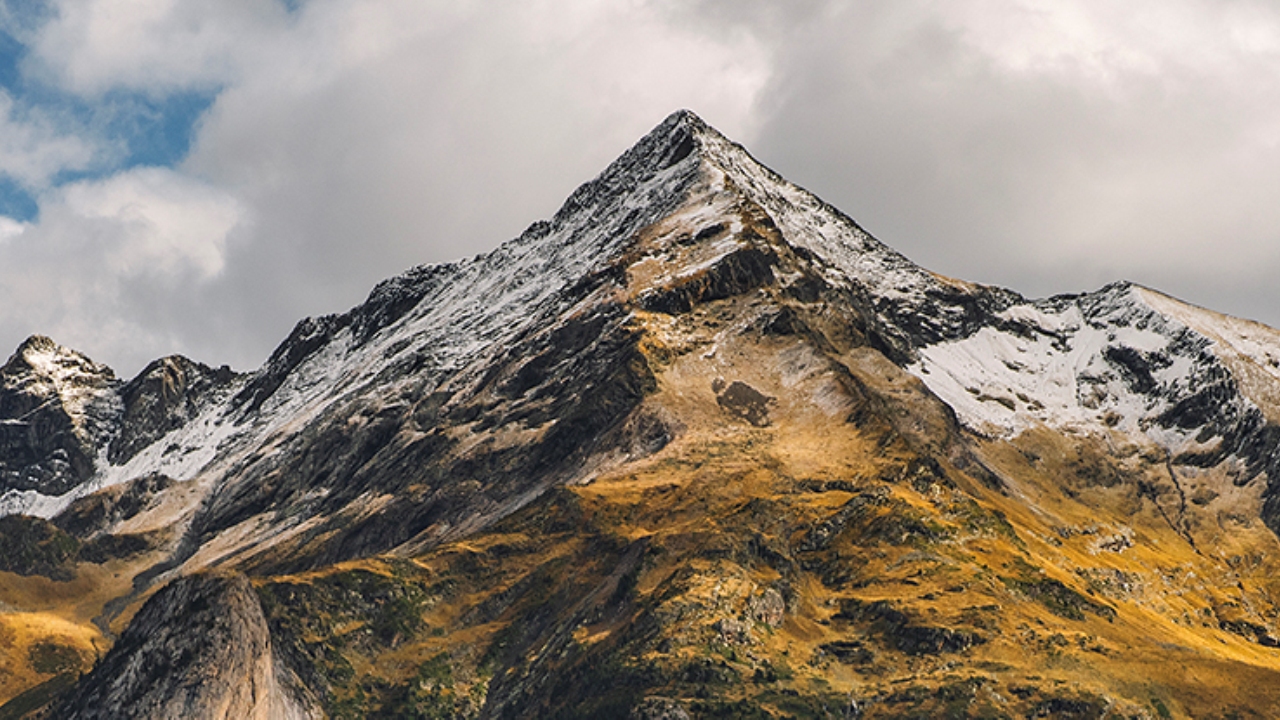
[
  {"left": 257, "top": 565, "right": 442, "bottom": 717},
  {"left": 27, "top": 641, "right": 83, "bottom": 676},
  {"left": 1001, "top": 574, "right": 1117, "bottom": 622},
  {"left": 0, "top": 673, "right": 78, "bottom": 720},
  {"left": 0, "top": 516, "right": 79, "bottom": 581}
]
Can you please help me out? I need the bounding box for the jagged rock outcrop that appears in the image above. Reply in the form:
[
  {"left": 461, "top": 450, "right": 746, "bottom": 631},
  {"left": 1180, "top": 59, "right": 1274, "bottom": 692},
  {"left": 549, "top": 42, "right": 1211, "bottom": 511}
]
[
  {"left": 0, "top": 338, "right": 237, "bottom": 521},
  {"left": 0, "top": 336, "right": 120, "bottom": 496},
  {"left": 110, "top": 357, "right": 237, "bottom": 465},
  {"left": 50, "top": 572, "right": 318, "bottom": 720}
]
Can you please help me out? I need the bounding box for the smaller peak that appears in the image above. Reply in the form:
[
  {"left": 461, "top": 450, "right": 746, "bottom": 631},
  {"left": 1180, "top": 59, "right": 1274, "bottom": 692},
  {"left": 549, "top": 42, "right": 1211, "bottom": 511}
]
[
  {"left": 1095, "top": 280, "right": 1143, "bottom": 300},
  {"left": 4, "top": 334, "right": 66, "bottom": 374},
  {"left": 126, "top": 354, "right": 237, "bottom": 387},
  {"left": 1072, "top": 280, "right": 1137, "bottom": 300},
  {"left": 139, "top": 354, "right": 199, "bottom": 373},
  {"left": 126, "top": 355, "right": 196, "bottom": 384},
  {"left": 15, "top": 334, "right": 59, "bottom": 355},
  {"left": 2, "top": 334, "right": 115, "bottom": 382}
]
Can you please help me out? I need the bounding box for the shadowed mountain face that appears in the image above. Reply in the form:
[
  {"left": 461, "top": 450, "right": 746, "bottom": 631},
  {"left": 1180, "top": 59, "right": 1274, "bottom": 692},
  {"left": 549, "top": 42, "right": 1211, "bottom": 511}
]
[
  {"left": 0, "top": 337, "right": 120, "bottom": 497},
  {"left": 6, "top": 111, "right": 1280, "bottom": 718}
]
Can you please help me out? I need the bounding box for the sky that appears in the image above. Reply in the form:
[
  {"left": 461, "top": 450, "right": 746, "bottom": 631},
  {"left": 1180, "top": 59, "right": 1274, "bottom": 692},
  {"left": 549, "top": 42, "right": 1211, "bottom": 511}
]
[{"left": 0, "top": 0, "right": 1278, "bottom": 377}]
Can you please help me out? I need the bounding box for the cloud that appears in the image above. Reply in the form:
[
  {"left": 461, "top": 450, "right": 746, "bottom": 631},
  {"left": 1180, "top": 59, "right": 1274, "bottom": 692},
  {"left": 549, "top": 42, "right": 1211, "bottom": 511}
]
[
  {"left": 3, "top": 0, "right": 1280, "bottom": 377},
  {"left": 0, "top": 167, "right": 242, "bottom": 374},
  {"left": 0, "top": 91, "right": 97, "bottom": 188},
  {"left": 728, "top": 0, "right": 1280, "bottom": 317},
  {"left": 0, "top": 215, "right": 23, "bottom": 240},
  {"left": 23, "top": 0, "right": 289, "bottom": 94},
  {"left": 0, "top": 0, "right": 769, "bottom": 374},
  {"left": 57, "top": 166, "right": 241, "bottom": 279}
]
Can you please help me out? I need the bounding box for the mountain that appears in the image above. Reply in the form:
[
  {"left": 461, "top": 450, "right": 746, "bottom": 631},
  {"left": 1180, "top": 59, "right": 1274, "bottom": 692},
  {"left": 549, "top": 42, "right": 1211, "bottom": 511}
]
[{"left": 4, "top": 110, "right": 1280, "bottom": 718}]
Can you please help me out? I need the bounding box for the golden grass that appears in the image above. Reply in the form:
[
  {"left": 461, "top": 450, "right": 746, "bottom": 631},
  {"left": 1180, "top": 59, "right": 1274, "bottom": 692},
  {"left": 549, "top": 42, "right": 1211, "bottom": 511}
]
[{"left": 0, "top": 610, "right": 101, "bottom": 705}]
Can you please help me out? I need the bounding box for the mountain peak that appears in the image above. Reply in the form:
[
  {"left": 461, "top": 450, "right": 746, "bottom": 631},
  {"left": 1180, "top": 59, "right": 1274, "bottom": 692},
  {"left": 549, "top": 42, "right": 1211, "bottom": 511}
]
[
  {"left": 662, "top": 107, "right": 708, "bottom": 128},
  {"left": 17, "top": 109, "right": 1280, "bottom": 718},
  {"left": 4, "top": 334, "right": 65, "bottom": 371},
  {"left": 2, "top": 334, "right": 116, "bottom": 386}
]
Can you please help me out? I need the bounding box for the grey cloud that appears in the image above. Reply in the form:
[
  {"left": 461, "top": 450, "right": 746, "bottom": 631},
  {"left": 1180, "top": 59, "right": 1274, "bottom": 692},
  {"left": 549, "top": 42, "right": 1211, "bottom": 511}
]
[
  {"left": 0, "top": 0, "right": 766, "bottom": 375},
  {"left": 729, "top": 1, "right": 1280, "bottom": 323},
  {"left": 173, "top": 1, "right": 767, "bottom": 372},
  {"left": 0, "top": 168, "right": 242, "bottom": 375},
  {"left": 4, "top": 0, "right": 1280, "bottom": 376}
]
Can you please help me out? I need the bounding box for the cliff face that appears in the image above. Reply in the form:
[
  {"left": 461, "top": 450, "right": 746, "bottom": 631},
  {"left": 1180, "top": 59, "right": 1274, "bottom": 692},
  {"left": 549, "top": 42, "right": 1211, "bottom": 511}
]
[
  {"left": 109, "top": 356, "right": 238, "bottom": 465},
  {"left": 5, "top": 111, "right": 1280, "bottom": 718},
  {"left": 0, "top": 336, "right": 120, "bottom": 497},
  {"left": 51, "top": 572, "right": 318, "bottom": 720}
]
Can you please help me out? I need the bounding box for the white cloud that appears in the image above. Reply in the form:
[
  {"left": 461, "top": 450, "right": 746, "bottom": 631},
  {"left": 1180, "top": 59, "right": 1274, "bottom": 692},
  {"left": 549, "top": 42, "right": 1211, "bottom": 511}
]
[
  {"left": 0, "top": 92, "right": 97, "bottom": 189},
  {"left": 25, "top": 0, "right": 289, "bottom": 94},
  {"left": 56, "top": 167, "right": 241, "bottom": 279},
  {"left": 0, "top": 216, "right": 25, "bottom": 241},
  {"left": 738, "top": 0, "right": 1280, "bottom": 318},
  {"left": 0, "top": 168, "right": 243, "bottom": 374}
]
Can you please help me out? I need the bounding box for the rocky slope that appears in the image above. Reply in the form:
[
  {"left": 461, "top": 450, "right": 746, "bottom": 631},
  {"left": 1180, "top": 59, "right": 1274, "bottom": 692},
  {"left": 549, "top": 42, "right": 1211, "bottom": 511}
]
[
  {"left": 0, "top": 336, "right": 123, "bottom": 498},
  {"left": 3, "top": 111, "right": 1280, "bottom": 717},
  {"left": 50, "top": 572, "right": 315, "bottom": 720}
]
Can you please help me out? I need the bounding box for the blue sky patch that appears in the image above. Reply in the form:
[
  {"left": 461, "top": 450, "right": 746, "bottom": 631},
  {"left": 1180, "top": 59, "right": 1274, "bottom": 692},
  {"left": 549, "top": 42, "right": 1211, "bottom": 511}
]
[
  {"left": 0, "top": 27, "right": 23, "bottom": 93},
  {"left": 0, "top": 175, "right": 37, "bottom": 222},
  {"left": 1, "top": 84, "right": 218, "bottom": 218},
  {"left": 0, "top": 12, "right": 218, "bottom": 220},
  {"left": 106, "top": 89, "right": 218, "bottom": 170},
  {"left": 44, "top": 89, "right": 218, "bottom": 189}
]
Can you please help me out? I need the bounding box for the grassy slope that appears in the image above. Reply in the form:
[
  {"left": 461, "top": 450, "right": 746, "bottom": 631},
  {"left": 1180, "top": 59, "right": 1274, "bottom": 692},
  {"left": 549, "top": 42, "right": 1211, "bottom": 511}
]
[{"left": 0, "top": 518, "right": 175, "bottom": 709}]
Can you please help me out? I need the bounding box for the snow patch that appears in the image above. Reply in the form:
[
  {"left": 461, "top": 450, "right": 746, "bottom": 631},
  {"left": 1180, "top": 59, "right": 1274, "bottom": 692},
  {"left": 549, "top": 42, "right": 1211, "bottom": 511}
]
[{"left": 906, "top": 284, "right": 1265, "bottom": 463}]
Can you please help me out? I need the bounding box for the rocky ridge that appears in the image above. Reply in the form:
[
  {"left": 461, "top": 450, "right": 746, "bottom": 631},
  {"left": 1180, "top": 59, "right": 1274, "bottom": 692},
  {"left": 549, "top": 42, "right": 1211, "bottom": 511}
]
[{"left": 51, "top": 572, "right": 316, "bottom": 720}]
